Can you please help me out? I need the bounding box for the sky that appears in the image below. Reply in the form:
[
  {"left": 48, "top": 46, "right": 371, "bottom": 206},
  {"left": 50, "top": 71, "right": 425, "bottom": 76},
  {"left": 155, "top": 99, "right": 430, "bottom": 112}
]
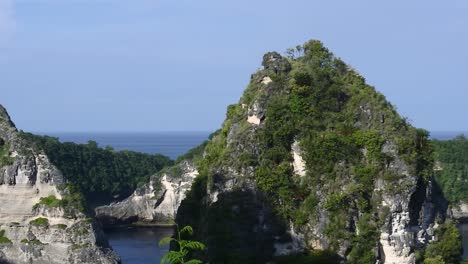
[{"left": 0, "top": 0, "right": 467, "bottom": 133}]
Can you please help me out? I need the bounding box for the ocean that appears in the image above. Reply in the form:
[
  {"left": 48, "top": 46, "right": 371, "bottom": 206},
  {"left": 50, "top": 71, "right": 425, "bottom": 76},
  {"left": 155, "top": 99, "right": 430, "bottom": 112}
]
[
  {"left": 430, "top": 131, "right": 468, "bottom": 140},
  {"left": 38, "top": 131, "right": 211, "bottom": 160}
]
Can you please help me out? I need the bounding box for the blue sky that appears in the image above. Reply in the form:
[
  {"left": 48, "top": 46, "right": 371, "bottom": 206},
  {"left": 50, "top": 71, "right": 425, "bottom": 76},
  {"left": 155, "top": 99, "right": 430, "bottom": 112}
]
[{"left": 0, "top": 0, "right": 467, "bottom": 132}]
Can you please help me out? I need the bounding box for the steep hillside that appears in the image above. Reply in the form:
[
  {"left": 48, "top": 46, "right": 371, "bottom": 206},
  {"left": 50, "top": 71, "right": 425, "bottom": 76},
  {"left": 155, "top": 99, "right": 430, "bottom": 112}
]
[
  {"left": 20, "top": 133, "right": 173, "bottom": 205},
  {"left": 433, "top": 135, "right": 468, "bottom": 220},
  {"left": 0, "top": 105, "right": 119, "bottom": 264},
  {"left": 174, "top": 41, "right": 461, "bottom": 263}
]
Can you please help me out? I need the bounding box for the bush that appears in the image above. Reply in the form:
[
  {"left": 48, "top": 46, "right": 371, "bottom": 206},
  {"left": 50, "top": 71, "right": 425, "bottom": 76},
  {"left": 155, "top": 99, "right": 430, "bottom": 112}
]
[
  {"left": 424, "top": 220, "right": 462, "bottom": 264},
  {"left": 0, "top": 230, "right": 11, "bottom": 244},
  {"left": 55, "top": 224, "right": 67, "bottom": 230},
  {"left": 33, "top": 195, "right": 62, "bottom": 210},
  {"left": 30, "top": 217, "right": 49, "bottom": 227}
]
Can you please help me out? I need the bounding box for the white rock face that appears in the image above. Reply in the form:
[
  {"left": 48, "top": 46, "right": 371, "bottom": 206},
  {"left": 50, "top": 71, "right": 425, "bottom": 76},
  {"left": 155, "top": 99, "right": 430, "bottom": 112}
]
[
  {"left": 154, "top": 168, "right": 198, "bottom": 219},
  {"left": 261, "top": 76, "right": 272, "bottom": 85},
  {"left": 0, "top": 153, "right": 118, "bottom": 264},
  {"left": 247, "top": 115, "right": 261, "bottom": 125},
  {"left": 95, "top": 161, "right": 198, "bottom": 225},
  {"left": 291, "top": 140, "right": 306, "bottom": 177},
  {"left": 452, "top": 202, "right": 468, "bottom": 220},
  {"left": 379, "top": 211, "right": 415, "bottom": 264},
  {"left": 0, "top": 104, "right": 119, "bottom": 264},
  {"left": 247, "top": 101, "right": 263, "bottom": 125}
]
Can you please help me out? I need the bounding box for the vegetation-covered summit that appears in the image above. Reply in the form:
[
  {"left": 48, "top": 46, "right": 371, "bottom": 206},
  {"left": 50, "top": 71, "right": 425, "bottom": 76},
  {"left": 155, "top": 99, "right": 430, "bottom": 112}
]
[{"left": 176, "top": 40, "right": 459, "bottom": 263}]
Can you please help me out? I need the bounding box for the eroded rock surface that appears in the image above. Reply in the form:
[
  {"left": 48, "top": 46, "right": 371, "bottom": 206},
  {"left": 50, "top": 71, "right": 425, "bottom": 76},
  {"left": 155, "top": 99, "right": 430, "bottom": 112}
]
[
  {"left": 95, "top": 161, "right": 197, "bottom": 226},
  {"left": 0, "top": 105, "right": 119, "bottom": 264}
]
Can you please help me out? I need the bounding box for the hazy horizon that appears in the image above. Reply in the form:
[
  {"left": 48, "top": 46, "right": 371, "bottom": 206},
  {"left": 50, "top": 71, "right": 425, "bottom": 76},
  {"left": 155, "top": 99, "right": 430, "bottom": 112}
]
[{"left": 1, "top": 0, "right": 468, "bottom": 132}]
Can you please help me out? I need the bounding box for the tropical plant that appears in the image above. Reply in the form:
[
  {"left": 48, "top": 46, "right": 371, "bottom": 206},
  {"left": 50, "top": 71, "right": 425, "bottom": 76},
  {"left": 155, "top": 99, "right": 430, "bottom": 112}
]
[{"left": 159, "top": 225, "right": 206, "bottom": 264}]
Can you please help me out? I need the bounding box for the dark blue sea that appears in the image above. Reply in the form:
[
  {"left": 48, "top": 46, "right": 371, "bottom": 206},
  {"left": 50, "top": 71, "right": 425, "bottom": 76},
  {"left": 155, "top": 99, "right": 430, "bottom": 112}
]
[
  {"left": 38, "top": 131, "right": 210, "bottom": 160},
  {"left": 430, "top": 131, "right": 468, "bottom": 140},
  {"left": 37, "top": 131, "right": 210, "bottom": 264}
]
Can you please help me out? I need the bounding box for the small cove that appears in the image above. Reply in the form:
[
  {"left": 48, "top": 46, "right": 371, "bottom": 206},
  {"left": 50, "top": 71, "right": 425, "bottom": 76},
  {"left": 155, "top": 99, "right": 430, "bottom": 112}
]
[
  {"left": 104, "top": 227, "right": 174, "bottom": 264},
  {"left": 461, "top": 223, "right": 468, "bottom": 259}
]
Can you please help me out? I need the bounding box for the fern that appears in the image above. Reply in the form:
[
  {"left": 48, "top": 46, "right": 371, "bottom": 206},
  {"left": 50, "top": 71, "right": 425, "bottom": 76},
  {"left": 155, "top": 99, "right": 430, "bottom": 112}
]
[{"left": 159, "top": 225, "right": 206, "bottom": 264}]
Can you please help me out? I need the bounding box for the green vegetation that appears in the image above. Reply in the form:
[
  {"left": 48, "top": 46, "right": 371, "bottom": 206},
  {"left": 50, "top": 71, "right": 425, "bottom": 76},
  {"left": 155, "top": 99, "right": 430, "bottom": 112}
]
[
  {"left": 432, "top": 135, "right": 468, "bottom": 204},
  {"left": 177, "top": 40, "right": 438, "bottom": 263},
  {"left": 21, "top": 133, "right": 173, "bottom": 204},
  {"left": 21, "top": 239, "right": 46, "bottom": 245},
  {"left": 30, "top": 217, "right": 49, "bottom": 227},
  {"left": 159, "top": 225, "right": 206, "bottom": 264},
  {"left": 0, "top": 139, "right": 14, "bottom": 166},
  {"left": 0, "top": 230, "right": 11, "bottom": 244},
  {"left": 33, "top": 195, "right": 62, "bottom": 210},
  {"left": 55, "top": 224, "right": 67, "bottom": 230},
  {"left": 422, "top": 221, "right": 463, "bottom": 264},
  {"left": 71, "top": 243, "right": 90, "bottom": 250}
]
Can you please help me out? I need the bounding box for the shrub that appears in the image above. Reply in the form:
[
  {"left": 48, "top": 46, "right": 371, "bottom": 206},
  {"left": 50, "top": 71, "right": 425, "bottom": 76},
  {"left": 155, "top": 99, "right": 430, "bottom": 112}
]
[
  {"left": 55, "top": 224, "right": 67, "bottom": 230},
  {"left": 0, "top": 230, "right": 11, "bottom": 244},
  {"left": 30, "top": 217, "right": 49, "bottom": 227},
  {"left": 33, "top": 195, "right": 62, "bottom": 210}
]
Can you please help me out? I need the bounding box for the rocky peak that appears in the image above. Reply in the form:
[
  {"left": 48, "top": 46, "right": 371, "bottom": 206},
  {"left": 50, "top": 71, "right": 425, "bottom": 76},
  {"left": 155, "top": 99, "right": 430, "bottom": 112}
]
[
  {"left": 0, "top": 104, "right": 17, "bottom": 142},
  {"left": 262, "top": 51, "right": 291, "bottom": 75},
  {"left": 175, "top": 40, "right": 451, "bottom": 264}
]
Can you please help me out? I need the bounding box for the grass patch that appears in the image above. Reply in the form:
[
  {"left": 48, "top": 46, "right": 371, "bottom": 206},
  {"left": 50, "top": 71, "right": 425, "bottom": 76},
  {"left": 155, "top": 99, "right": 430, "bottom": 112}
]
[
  {"left": 21, "top": 239, "right": 45, "bottom": 245},
  {"left": 55, "top": 224, "right": 67, "bottom": 230},
  {"left": 0, "top": 230, "right": 11, "bottom": 244},
  {"left": 0, "top": 237, "right": 12, "bottom": 244},
  {"left": 30, "top": 217, "right": 49, "bottom": 227},
  {"left": 71, "top": 243, "right": 90, "bottom": 250},
  {"left": 32, "top": 195, "right": 62, "bottom": 210}
]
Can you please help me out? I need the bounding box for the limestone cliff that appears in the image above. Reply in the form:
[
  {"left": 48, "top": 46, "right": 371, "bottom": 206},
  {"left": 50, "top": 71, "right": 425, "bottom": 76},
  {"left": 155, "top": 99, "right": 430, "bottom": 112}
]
[
  {"left": 95, "top": 161, "right": 197, "bottom": 226},
  {"left": 0, "top": 105, "right": 119, "bottom": 264},
  {"left": 174, "top": 41, "right": 452, "bottom": 264}
]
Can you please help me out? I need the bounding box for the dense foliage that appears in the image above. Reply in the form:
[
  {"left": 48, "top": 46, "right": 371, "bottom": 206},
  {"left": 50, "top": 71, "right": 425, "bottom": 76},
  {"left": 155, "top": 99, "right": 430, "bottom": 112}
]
[
  {"left": 177, "top": 40, "right": 451, "bottom": 263},
  {"left": 159, "top": 225, "right": 206, "bottom": 264},
  {"left": 0, "top": 139, "right": 14, "bottom": 166},
  {"left": 21, "top": 133, "right": 173, "bottom": 205},
  {"left": 418, "top": 220, "right": 463, "bottom": 264},
  {"left": 433, "top": 135, "right": 468, "bottom": 204}
]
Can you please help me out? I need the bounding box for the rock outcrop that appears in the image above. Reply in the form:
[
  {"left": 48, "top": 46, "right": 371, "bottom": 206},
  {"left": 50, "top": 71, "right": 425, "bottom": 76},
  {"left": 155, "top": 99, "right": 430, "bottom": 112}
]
[
  {"left": 452, "top": 203, "right": 468, "bottom": 222},
  {"left": 0, "top": 105, "right": 119, "bottom": 264},
  {"left": 174, "top": 41, "right": 450, "bottom": 264},
  {"left": 95, "top": 161, "right": 197, "bottom": 226}
]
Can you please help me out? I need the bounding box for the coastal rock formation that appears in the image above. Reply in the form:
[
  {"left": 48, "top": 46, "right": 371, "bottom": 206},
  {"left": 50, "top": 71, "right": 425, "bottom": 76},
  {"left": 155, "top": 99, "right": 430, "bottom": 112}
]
[
  {"left": 0, "top": 105, "right": 119, "bottom": 264},
  {"left": 175, "top": 41, "right": 451, "bottom": 264},
  {"left": 95, "top": 161, "right": 197, "bottom": 226},
  {"left": 452, "top": 203, "right": 468, "bottom": 221}
]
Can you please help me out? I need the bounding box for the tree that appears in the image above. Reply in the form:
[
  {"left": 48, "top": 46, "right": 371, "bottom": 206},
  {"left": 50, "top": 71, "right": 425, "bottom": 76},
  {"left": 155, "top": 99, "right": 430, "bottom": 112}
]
[{"left": 159, "top": 225, "right": 206, "bottom": 264}]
